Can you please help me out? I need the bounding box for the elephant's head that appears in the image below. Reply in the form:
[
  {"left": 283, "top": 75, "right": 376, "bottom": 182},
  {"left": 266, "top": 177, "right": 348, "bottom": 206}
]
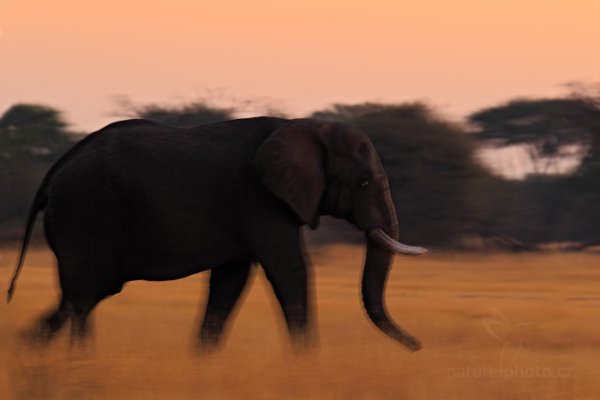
[{"left": 254, "top": 118, "right": 426, "bottom": 351}]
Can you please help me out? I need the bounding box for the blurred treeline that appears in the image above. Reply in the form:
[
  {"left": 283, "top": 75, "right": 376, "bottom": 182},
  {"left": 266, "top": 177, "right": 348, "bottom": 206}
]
[{"left": 1, "top": 87, "right": 599, "bottom": 250}]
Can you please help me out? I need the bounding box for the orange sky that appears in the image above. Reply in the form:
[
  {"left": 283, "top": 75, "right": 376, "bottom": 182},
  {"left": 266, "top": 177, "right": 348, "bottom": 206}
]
[{"left": 1, "top": 0, "right": 599, "bottom": 130}]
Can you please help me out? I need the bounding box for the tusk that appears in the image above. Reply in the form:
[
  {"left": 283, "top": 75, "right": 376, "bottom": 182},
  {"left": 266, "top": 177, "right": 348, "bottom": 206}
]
[{"left": 368, "top": 228, "right": 428, "bottom": 255}]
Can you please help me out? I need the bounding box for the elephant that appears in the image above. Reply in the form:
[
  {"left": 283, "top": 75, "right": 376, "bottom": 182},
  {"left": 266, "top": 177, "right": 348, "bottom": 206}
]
[{"left": 7, "top": 117, "right": 426, "bottom": 352}]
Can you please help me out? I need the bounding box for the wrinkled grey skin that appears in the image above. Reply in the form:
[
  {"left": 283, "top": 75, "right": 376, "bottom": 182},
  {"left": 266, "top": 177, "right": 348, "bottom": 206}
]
[{"left": 8, "top": 117, "right": 423, "bottom": 351}]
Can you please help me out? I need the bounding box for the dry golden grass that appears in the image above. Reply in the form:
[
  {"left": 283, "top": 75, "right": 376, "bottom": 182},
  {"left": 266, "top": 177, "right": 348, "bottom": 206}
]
[{"left": 1, "top": 245, "right": 599, "bottom": 399}]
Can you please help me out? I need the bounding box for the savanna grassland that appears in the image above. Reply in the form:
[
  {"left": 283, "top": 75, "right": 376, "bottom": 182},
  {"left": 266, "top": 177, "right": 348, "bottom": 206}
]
[{"left": 1, "top": 245, "right": 599, "bottom": 399}]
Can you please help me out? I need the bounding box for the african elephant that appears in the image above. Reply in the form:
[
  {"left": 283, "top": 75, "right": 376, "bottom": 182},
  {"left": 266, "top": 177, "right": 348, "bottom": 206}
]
[{"left": 7, "top": 117, "right": 426, "bottom": 351}]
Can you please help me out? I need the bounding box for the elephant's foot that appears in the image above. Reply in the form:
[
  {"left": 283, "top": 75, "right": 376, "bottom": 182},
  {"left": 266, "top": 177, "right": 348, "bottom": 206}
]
[
  {"left": 19, "top": 323, "right": 60, "bottom": 346},
  {"left": 19, "top": 307, "right": 71, "bottom": 346},
  {"left": 290, "top": 330, "right": 319, "bottom": 354},
  {"left": 196, "top": 331, "right": 224, "bottom": 356}
]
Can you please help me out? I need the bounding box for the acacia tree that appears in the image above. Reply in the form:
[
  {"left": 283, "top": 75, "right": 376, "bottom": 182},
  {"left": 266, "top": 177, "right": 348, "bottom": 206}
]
[
  {"left": 469, "top": 99, "right": 591, "bottom": 176},
  {"left": 0, "top": 103, "right": 74, "bottom": 160},
  {"left": 469, "top": 94, "right": 600, "bottom": 247}
]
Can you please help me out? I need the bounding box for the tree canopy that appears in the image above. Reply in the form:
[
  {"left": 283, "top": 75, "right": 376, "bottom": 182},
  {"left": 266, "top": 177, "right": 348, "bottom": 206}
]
[
  {"left": 131, "top": 102, "right": 234, "bottom": 128},
  {"left": 469, "top": 93, "right": 600, "bottom": 247},
  {"left": 0, "top": 103, "right": 74, "bottom": 161},
  {"left": 470, "top": 99, "right": 592, "bottom": 176}
]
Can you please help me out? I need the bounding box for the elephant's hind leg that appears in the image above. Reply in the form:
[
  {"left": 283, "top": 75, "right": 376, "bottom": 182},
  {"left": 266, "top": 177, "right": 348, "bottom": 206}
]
[
  {"left": 199, "top": 260, "right": 252, "bottom": 351},
  {"left": 68, "top": 296, "right": 100, "bottom": 343},
  {"left": 64, "top": 286, "right": 121, "bottom": 346},
  {"left": 57, "top": 261, "right": 122, "bottom": 346},
  {"left": 26, "top": 298, "right": 72, "bottom": 343}
]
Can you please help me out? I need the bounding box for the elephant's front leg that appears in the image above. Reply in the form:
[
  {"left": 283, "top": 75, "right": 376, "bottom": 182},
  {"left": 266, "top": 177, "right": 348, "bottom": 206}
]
[
  {"left": 198, "top": 260, "right": 252, "bottom": 351},
  {"left": 252, "top": 227, "right": 317, "bottom": 352}
]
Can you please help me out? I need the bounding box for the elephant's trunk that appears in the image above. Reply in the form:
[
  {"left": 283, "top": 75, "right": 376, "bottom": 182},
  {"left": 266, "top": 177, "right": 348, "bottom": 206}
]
[
  {"left": 362, "top": 242, "right": 422, "bottom": 351},
  {"left": 360, "top": 185, "right": 424, "bottom": 351}
]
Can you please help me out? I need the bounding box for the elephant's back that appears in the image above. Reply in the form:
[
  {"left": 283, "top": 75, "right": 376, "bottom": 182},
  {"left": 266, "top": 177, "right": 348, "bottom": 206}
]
[
  {"left": 45, "top": 117, "right": 277, "bottom": 207},
  {"left": 41, "top": 119, "right": 251, "bottom": 269},
  {"left": 42, "top": 116, "right": 288, "bottom": 272}
]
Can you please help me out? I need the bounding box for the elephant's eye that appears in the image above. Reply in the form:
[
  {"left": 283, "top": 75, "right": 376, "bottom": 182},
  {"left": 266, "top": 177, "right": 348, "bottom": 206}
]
[{"left": 360, "top": 179, "right": 369, "bottom": 188}]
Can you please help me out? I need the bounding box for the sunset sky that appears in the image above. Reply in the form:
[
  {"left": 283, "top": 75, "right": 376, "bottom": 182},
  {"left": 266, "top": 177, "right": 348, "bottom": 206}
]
[{"left": 1, "top": 0, "right": 599, "bottom": 131}]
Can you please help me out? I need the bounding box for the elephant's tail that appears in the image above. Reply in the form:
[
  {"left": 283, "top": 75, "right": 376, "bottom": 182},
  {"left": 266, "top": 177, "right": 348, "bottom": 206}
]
[{"left": 7, "top": 175, "right": 50, "bottom": 303}]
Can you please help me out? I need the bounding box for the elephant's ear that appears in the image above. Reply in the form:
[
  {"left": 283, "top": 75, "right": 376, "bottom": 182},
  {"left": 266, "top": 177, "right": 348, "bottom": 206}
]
[{"left": 254, "top": 120, "right": 327, "bottom": 229}]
